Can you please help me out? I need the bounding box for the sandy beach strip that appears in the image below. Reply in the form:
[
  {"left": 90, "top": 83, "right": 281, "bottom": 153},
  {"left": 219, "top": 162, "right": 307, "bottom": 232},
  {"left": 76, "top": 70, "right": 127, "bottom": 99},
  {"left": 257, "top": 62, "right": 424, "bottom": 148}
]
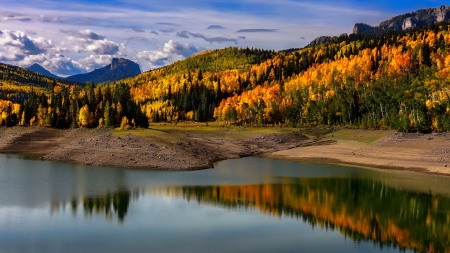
[{"left": 269, "top": 130, "right": 450, "bottom": 176}]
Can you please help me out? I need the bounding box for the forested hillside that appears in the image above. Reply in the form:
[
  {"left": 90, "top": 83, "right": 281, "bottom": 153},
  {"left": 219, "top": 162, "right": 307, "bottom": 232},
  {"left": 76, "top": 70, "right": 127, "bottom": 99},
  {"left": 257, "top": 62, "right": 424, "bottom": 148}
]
[
  {"left": 0, "top": 63, "right": 87, "bottom": 127},
  {"left": 1, "top": 22, "right": 450, "bottom": 132}
]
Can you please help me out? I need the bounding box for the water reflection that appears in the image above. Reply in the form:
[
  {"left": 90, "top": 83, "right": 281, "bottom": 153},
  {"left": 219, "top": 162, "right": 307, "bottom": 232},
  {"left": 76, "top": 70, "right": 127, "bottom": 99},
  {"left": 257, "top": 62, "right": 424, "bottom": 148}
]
[
  {"left": 47, "top": 189, "right": 135, "bottom": 223},
  {"left": 60, "top": 177, "right": 450, "bottom": 253},
  {"left": 81, "top": 189, "right": 131, "bottom": 223},
  {"left": 2, "top": 155, "right": 450, "bottom": 253},
  {"left": 174, "top": 179, "right": 450, "bottom": 253}
]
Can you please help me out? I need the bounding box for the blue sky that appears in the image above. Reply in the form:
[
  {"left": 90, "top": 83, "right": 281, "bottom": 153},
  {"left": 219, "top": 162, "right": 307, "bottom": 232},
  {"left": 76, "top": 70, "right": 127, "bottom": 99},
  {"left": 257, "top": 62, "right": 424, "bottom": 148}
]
[{"left": 0, "top": 0, "right": 446, "bottom": 76}]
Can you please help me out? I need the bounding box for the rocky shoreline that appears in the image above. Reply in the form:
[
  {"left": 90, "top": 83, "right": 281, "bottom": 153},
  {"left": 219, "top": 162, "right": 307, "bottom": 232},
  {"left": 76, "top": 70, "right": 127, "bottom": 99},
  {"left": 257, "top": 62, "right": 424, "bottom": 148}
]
[
  {"left": 0, "top": 126, "right": 307, "bottom": 170},
  {"left": 1, "top": 126, "right": 450, "bottom": 176}
]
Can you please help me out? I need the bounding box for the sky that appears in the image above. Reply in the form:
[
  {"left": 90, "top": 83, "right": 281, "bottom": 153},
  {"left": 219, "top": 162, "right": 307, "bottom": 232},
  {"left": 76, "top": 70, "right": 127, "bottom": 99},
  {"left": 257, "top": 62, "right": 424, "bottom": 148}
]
[{"left": 0, "top": 0, "right": 446, "bottom": 76}]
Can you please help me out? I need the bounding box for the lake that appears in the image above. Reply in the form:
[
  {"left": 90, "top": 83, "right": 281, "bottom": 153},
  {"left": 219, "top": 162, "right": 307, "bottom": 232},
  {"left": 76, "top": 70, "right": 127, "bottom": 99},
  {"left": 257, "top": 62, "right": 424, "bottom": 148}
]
[{"left": 0, "top": 154, "right": 449, "bottom": 253}]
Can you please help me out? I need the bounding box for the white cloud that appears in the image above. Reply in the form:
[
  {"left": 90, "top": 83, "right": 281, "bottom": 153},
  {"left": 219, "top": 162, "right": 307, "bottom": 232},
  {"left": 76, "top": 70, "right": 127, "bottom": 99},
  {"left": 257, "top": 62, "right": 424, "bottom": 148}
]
[
  {"left": 135, "top": 40, "right": 198, "bottom": 70},
  {"left": 60, "top": 29, "right": 105, "bottom": 40},
  {"left": 0, "top": 30, "right": 53, "bottom": 60},
  {"left": 83, "top": 39, "right": 119, "bottom": 55},
  {"left": 77, "top": 55, "right": 113, "bottom": 72},
  {"left": 0, "top": 47, "right": 24, "bottom": 61},
  {"left": 16, "top": 53, "right": 116, "bottom": 76},
  {"left": 63, "top": 29, "right": 119, "bottom": 55}
]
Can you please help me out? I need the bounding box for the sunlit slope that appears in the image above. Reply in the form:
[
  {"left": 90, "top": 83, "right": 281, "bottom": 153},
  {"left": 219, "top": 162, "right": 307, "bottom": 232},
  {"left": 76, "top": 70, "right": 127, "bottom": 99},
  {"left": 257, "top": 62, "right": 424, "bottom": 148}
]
[{"left": 2, "top": 22, "right": 450, "bottom": 131}]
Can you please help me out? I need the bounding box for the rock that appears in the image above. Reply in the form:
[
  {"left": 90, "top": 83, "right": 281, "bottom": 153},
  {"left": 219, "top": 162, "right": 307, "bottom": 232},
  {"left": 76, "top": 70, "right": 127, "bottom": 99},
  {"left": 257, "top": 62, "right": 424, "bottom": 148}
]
[
  {"left": 307, "top": 36, "right": 333, "bottom": 47},
  {"left": 355, "top": 5, "right": 450, "bottom": 35},
  {"left": 307, "top": 34, "right": 348, "bottom": 47},
  {"left": 435, "top": 5, "right": 450, "bottom": 22},
  {"left": 353, "top": 23, "right": 374, "bottom": 34},
  {"left": 402, "top": 17, "right": 417, "bottom": 30}
]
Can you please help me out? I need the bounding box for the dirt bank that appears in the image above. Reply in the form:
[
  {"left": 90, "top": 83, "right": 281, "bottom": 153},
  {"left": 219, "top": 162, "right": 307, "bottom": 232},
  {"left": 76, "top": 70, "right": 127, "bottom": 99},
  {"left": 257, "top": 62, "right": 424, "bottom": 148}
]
[
  {"left": 2, "top": 126, "right": 450, "bottom": 175},
  {"left": 269, "top": 129, "right": 450, "bottom": 176},
  {"left": 0, "top": 125, "right": 307, "bottom": 170}
]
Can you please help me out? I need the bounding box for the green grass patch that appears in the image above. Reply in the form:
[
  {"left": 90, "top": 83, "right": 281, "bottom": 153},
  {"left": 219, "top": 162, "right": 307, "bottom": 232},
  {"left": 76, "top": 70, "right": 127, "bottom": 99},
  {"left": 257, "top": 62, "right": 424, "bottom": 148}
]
[
  {"left": 326, "top": 129, "right": 393, "bottom": 144},
  {"left": 111, "top": 124, "right": 298, "bottom": 140},
  {"left": 298, "top": 128, "right": 334, "bottom": 138}
]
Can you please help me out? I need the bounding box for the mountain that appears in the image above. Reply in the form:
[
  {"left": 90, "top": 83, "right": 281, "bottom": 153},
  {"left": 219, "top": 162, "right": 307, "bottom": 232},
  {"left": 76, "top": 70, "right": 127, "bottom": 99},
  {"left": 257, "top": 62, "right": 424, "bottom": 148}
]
[
  {"left": 307, "top": 34, "right": 348, "bottom": 47},
  {"left": 308, "top": 5, "right": 450, "bottom": 46},
  {"left": 66, "top": 58, "right": 141, "bottom": 84},
  {"left": 353, "top": 5, "right": 450, "bottom": 36},
  {"left": 27, "top": 63, "right": 61, "bottom": 79}
]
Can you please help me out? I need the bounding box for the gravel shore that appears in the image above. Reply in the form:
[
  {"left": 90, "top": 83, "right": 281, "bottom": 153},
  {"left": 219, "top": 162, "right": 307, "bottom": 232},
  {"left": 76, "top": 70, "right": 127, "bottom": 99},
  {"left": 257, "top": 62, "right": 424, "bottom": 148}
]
[{"left": 0, "top": 126, "right": 307, "bottom": 170}]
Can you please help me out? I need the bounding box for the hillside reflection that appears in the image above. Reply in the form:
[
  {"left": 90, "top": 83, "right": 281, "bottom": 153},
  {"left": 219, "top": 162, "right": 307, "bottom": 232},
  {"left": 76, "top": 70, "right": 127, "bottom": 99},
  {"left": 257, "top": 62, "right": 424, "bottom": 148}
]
[
  {"left": 62, "top": 177, "right": 450, "bottom": 253},
  {"left": 49, "top": 189, "right": 134, "bottom": 223}
]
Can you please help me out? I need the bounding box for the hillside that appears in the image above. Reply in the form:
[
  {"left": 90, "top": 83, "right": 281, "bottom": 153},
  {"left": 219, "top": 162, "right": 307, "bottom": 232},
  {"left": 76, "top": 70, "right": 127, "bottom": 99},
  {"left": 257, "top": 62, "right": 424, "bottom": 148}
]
[
  {"left": 66, "top": 58, "right": 141, "bottom": 84},
  {"left": 0, "top": 62, "right": 80, "bottom": 99},
  {"left": 125, "top": 23, "right": 450, "bottom": 132},
  {"left": 0, "top": 62, "right": 86, "bottom": 126},
  {"left": 0, "top": 19, "right": 450, "bottom": 132}
]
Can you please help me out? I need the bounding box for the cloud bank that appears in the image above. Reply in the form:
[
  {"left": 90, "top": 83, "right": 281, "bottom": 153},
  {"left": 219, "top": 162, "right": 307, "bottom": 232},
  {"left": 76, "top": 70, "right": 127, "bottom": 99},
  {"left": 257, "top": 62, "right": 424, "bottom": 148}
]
[{"left": 135, "top": 40, "right": 198, "bottom": 70}]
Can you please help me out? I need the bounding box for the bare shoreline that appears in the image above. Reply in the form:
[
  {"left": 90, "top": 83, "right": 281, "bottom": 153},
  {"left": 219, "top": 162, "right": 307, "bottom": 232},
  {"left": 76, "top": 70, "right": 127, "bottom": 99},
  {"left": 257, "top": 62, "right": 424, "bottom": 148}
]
[
  {"left": 0, "top": 126, "right": 449, "bottom": 176},
  {"left": 268, "top": 130, "right": 450, "bottom": 176},
  {"left": 0, "top": 125, "right": 307, "bottom": 171}
]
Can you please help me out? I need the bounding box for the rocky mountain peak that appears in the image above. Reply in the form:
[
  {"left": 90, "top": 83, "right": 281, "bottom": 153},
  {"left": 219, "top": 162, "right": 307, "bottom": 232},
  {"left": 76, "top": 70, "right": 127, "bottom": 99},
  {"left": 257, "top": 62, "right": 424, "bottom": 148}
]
[
  {"left": 308, "top": 5, "right": 450, "bottom": 47},
  {"left": 435, "top": 5, "right": 450, "bottom": 22},
  {"left": 66, "top": 58, "right": 141, "bottom": 84},
  {"left": 307, "top": 33, "right": 348, "bottom": 47},
  {"left": 352, "top": 23, "right": 374, "bottom": 34},
  {"left": 111, "top": 58, "right": 119, "bottom": 70},
  {"left": 356, "top": 5, "right": 450, "bottom": 35}
]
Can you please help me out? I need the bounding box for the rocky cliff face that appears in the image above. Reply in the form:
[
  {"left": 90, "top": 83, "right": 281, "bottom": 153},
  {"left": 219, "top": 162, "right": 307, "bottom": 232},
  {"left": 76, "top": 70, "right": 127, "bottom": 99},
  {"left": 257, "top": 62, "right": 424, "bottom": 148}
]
[
  {"left": 66, "top": 58, "right": 141, "bottom": 84},
  {"left": 354, "top": 5, "right": 450, "bottom": 35},
  {"left": 402, "top": 17, "right": 416, "bottom": 30},
  {"left": 308, "top": 5, "right": 450, "bottom": 47},
  {"left": 307, "top": 34, "right": 348, "bottom": 47},
  {"left": 436, "top": 5, "right": 450, "bottom": 22},
  {"left": 352, "top": 23, "right": 374, "bottom": 34}
]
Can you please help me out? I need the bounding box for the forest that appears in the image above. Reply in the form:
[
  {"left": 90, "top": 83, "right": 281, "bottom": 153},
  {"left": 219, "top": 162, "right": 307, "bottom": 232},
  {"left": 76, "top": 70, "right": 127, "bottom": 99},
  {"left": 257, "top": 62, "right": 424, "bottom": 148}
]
[{"left": 1, "top": 22, "right": 450, "bottom": 132}]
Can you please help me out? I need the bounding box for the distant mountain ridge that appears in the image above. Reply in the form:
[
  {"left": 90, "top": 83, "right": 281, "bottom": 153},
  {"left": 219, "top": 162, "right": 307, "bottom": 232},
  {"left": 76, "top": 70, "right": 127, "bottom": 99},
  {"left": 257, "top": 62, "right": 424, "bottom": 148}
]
[
  {"left": 353, "top": 5, "right": 450, "bottom": 35},
  {"left": 308, "top": 5, "right": 450, "bottom": 47},
  {"left": 26, "top": 64, "right": 61, "bottom": 80},
  {"left": 307, "top": 34, "right": 349, "bottom": 47},
  {"left": 66, "top": 58, "right": 141, "bottom": 84}
]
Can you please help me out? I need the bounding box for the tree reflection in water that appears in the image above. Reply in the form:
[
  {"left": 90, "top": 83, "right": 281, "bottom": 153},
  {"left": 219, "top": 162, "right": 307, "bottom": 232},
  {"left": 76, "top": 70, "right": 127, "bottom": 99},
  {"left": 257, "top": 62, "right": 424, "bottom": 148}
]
[
  {"left": 67, "top": 189, "right": 132, "bottom": 223},
  {"left": 174, "top": 178, "right": 450, "bottom": 253},
  {"left": 60, "top": 177, "right": 450, "bottom": 253}
]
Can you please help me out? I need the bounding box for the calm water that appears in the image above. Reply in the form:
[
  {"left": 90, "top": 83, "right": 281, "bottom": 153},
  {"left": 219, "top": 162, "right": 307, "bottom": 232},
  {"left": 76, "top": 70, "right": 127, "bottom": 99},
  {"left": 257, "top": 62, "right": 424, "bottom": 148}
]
[{"left": 1, "top": 155, "right": 450, "bottom": 253}]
